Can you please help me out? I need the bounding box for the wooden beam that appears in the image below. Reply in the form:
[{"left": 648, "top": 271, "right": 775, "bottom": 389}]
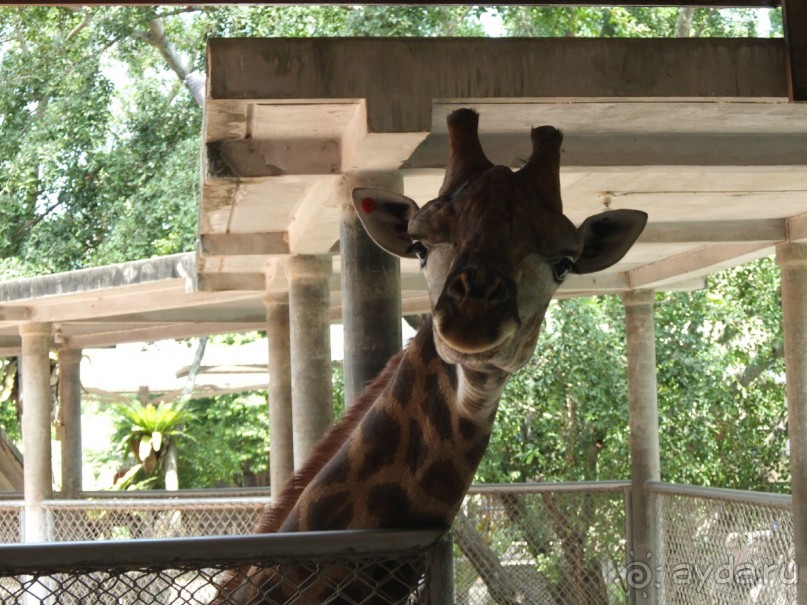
[
  {"left": 783, "top": 0, "right": 807, "bottom": 101},
  {"left": 0, "top": 306, "right": 31, "bottom": 322},
  {"left": 64, "top": 323, "right": 263, "bottom": 350},
  {"left": 209, "top": 38, "right": 786, "bottom": 133},
  {"left": 626, "top": 242, "right": 772, "bottom": 288},
  {"left": 639, "top": 219, "right": 786, "bottom": 244},
  {"left": 786, "top": 213, "right": 807, "bottom": 241},
  {"left": 200, "top": 232, "right": 289, "bottom": 256}
]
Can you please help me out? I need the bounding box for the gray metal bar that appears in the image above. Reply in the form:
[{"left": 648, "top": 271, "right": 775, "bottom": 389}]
[
  {"left": 646, "top": 480, "right": 792, "bottom": 509},
  {"left": 42, "top": 496, "right": 268, "bottom": 508},
  {"left": 0, "top": 528, "right": 445, "bottom": 575},
  {"left": 427, "top": 531, "right": 455, "bottom": 605},
  {"left": 467, "top": 480, "right": 631, "bottom": 495}
]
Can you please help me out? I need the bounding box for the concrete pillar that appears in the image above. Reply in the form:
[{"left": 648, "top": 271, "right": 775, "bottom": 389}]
[
  {"left": 776, "top": 243, "right": 807, "bottom": 605},
  {"left": 287, "top": 255, "right": 333, "bottom": 468},
  {"left": 265, "top": 291, "right": 294, "bottom": 490},
  {"left": 57, "top": 348, "right": 82, "bottom": 498},
  {"left": 622, "top": 289, "right": 660, "bottom": 605},
  {"left": 340, "top": 174, "right": 403, "bottom": 407},
  {"left": 19, "top": 322, "right": 53, "bottom": 542}
]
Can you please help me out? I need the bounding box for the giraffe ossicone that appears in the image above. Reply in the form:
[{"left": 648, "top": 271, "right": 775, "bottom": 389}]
[{"left": 214, "top": 108, "right": 647, "bottom": 604}]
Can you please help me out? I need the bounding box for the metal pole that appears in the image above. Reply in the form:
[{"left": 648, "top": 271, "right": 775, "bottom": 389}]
[
  {"left": 264, "top": 289, "right": 294, "bottom": 490},
  {"left": 427, "top": 530, "right": 455, "bottom": 605},
  {"left": 340, "top": 174, "right": 403, "bottom": 408},
  {"left": 58, "top": 348, "right": 82, "bottom": 498},
  {"left": 776, "top": 243, "right": 807, "bottom": 605},
  {"left": 286, "top": 255, "right": 333, "bottom": 468},
  {"left": 622, "top": 289, "right": 660, "bottom": 605}
]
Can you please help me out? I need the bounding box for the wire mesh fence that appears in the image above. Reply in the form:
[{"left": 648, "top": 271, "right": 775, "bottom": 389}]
[
  {"left": 44, "top": 496, "right": 265, "bottom": 541},
  {"left": 651, "top": 483, "right": 796, "bottom": 605},
  {"left": 0, "top": 529, "right": 450, "bottom": 605},
  {"left": 454, "top": 482, "right": 630, "bottom": 605},
  {"left": 0, "top": 483, "right": 798, "bottom": 604},
  {"left": 0, "top": 500, "right": 23, "bottom": 543}
]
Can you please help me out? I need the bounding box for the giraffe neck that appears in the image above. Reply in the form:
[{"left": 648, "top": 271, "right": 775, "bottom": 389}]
[{"left": 277, "top": 319, "right": 510, "bottom": 532}]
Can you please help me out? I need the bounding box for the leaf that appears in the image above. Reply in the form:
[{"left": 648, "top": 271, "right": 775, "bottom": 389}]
[
  {"left": 138, "top": 435, "right": 152, "bottom": 462},
  {"left": 152, "top": 431, "right": 163, "bottom": 452}
]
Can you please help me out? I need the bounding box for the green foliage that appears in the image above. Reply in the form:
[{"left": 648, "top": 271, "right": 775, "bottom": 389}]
[
  {"left": 481, "top": 258, "right": 789, "bottom": 493},
  {"left": 109, "top": 400, "right": 193, "bottom": 489},
  {"left": 0, "top": 359, "right": 20, "bottom": 443},
  {"left": 498, "top": 6, "right": 780, "bottom": 38},
  {"left": 479, "top": 296, "right": 629, "bottom": 484},
  {"left": 177, "top": 392, "right": 270, "bottom": 489}
]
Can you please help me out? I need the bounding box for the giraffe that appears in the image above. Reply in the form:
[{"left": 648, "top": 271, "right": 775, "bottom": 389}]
[{"left": 214, "top": 108, "right": 647, "bottom": 604}]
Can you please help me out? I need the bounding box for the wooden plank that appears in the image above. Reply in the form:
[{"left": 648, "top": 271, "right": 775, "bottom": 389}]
[
  {"left": 209, "top": 38, "right": 786, "bottom": 133},
  {"left": 783, "top": 0, "right": 807, "bottom": 101},
  {"left": 200, "top": 232, "right": 289, "bottom": 256}
]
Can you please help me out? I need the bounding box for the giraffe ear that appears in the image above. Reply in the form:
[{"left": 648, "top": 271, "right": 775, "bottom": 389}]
[
  {"left": 352, "top": 188, "right": 420, "bottom": 259},
  {"left": 573, "top": 210, "right": 648, "bottom": 274}
]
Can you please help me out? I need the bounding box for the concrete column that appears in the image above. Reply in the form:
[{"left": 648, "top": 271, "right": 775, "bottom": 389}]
[
  {"left": 287, "top": 255, "right": 333, "bottom": 468},
  {"left": 622, "top": 289, "right": 660, "bottom": 605},
  {"left": 265, "top": 291, "right": 294, "bottom": 490},
  {"left": 58, "top": 348, "right": 82, "bottom": 498},
  {"left": 19, "top": 322, "right": 53, "bottom": 542},
  {"left": 341, "top": 174, "right": 403, "bottom": 407},
  {"left": 776, "top": 243, "right": 807, "bottom": 605}
]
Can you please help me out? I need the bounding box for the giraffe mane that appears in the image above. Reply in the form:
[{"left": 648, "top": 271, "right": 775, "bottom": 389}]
[
  {"left": 212, "top": 348, "right": 406, "bottom": 603},
  {"left": 254, "top": 347, "right": 406, "bottom": 533}
]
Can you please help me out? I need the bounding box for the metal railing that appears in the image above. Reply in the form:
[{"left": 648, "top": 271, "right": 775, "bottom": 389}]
[
  {"left": 0, "top": 529, "right": 451, "bottom": 604},
  {"left": 0, "top": 482, "right": 796, "bottom": 604},
  {"left": 648, "top": 481, "right": 796, "bottom": 605}
]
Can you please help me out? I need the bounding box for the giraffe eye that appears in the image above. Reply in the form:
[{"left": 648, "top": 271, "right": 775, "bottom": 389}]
[
  {"left": 407, "top": 241, "right": 429, "bottom": 267},
  {"left": 552, "top": 258, "right": 575, "bottom": 282}
]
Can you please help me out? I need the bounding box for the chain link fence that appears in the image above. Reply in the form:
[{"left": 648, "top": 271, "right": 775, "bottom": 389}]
[
  {"left": 651, "top": 482, "right": 796, "bottom": 605},
  {"left": 45, "top": 496, "right": 265, "bottom": 541},
  {"left": 0, "top": 529, "right": 450, "bottom": 604},
  {"left": 0, "top": 499, "right": 23, "bottom": 543},
  {"left": 0, "top": 483, "right": 798, "bottom": 604},
  {"left": 454, "top": 482, "right": 630, "bottom": 605}
]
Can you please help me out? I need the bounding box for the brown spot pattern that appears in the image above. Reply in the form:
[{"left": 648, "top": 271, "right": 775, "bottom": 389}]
[
  {"left": 458, "top": 417, "right": 478, "bottom": 441},
  {"left": 422, "top": 373, "right": 453, "bottom": 441},
  {"left": 421, "top": 459, "right": 465, "bottom": 506},
  {"left": 405, "top": 419, "right": 429, "bottom": 473},
  {"left": 306, "top": 491, "right": 354, "bottom": 531},
  {"left": 368, "top": 483, "right": 412, "bottom": 523},
  {"left": 313, "top": 447, "right": 351, "bottom": 488},
  {"left": 357, "top": 408, "right": 401, "bottom": 480},
  {"left": 390, "top": 358, "right": 415, "bottom": 406}
]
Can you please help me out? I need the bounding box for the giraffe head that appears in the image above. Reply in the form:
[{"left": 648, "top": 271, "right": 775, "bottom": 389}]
[{"left": 354, "top": 109, "right": 646, "bottom": 373}]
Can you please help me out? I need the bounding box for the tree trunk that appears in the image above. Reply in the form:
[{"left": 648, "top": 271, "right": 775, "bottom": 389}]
[
  {"left": 453, "top": 509, "right": 522, "bottom": 605},
  {"left": 675, "top": 7, "right": 696, "bottom": 38}
]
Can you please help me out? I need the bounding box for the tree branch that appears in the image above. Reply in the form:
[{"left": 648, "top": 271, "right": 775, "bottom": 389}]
[
  {"left": 135, "top": 16, "right": 206, "bottom": 108},
  {"left": 675, "top": 7, "right": 696, "bottom": 38}
]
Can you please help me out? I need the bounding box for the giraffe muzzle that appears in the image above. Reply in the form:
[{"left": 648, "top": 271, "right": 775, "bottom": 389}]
[{"left": 433, "top": 266, "right": 520, "bottom": 356}]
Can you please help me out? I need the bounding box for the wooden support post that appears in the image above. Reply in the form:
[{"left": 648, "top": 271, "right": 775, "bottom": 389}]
[
  {"left": 265, "top": 290, "right": 294, "bottom": 490},
  {"left": 784, "top": 0, "right": 807, "bottom": 101},
  {"left": 776, "top": 243, "right": 807, "bottom": 605},
  {"left": 340, "top": 174, "right": 403, "bottom": 408},
  {"left": 622, "top": 290, "right": 660, "bottom": 605},
  {"left": 58, "top": 348, "right": 82, "bottom": 498},
  {"left": 19, "top": 322, "right": 53, "bottom": 543},
  {"left": 287, "top": 255, "right": 333, "bottom": 468}
]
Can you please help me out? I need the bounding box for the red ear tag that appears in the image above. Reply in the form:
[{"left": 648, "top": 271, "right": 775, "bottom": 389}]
[{"left": 360, "top": 197, "right": 376, "bottom": 213}]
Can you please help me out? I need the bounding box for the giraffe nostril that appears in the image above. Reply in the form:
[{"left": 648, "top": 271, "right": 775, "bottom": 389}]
[{"left": 446, "top": 267, "right": 512, "bottom": 307}]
